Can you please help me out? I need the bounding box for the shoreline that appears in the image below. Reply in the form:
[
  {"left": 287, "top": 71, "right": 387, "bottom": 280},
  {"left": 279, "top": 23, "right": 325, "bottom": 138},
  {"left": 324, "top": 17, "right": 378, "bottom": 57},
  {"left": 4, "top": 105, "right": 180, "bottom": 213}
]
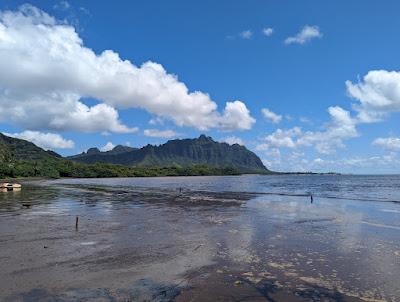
[{"left": 0, "top": 172, "right": 345, "bottom": 182}]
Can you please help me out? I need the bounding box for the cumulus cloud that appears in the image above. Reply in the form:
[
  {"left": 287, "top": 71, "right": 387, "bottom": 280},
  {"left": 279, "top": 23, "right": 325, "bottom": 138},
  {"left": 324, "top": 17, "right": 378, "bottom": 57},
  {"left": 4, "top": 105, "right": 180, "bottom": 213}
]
[
  {"left": 143, "top": 129, "right": 178, "bottom": 138},
  {"left": 339, "top": 154, "right": 399, "bottom": 168},
  {"left": 0, "top": 5, "right": 254, "bottom": 133},
  {"left": 269, "top": 153, "right": 400, "bottom": 174},
  {"left": 100, "top": 141, "right": 115, "bottom": 152},
  {"left": 261, "top": 148, "right": 281, "bottom": 169},
  {"left": 239, "top": 30, "right": 253, "bottom": 39},
  {"left": 346, "top": 70, "right": 400, "bottom": 123},
  {"left": 261, "top": 108, "right": 282, "bottom": 123},
  {"left": 319, "top": 154, "right": 400, "bottom": 173},
  {"left": 262, "top": 27, "right": 274, "bottom": 37},
  {"left": 285, "top": 25, "right": 322, "bottom": 45},
  {"left": 5, "top": 130, "right": 74, "bottom": 150},
  {"left": 372, "top": 137, "right": 400, "bottom": 152},
  {"left": 222, "top": 136, "right": 244, "bottom": 146},
  {"left": 257, "top": 69, "right": 400, "bottom": 172},
  {"left": 258, "top": 69, "right": 400, "bottom": 171},
  {"left": 219, "top": 101, "right": 255, "bottom": 131},
  {"left": 257, "top": 127, "right": 301, "bottom": 150},
  {"left": 258, "top": 106, "right": 358, "bottom": 154}
]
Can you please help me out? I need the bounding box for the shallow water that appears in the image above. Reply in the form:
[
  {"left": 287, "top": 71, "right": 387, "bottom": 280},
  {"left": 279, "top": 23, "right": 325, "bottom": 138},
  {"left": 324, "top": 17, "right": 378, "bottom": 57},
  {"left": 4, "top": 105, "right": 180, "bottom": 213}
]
[
  {"left": 0, "top": 175, "right": 399, "bottom": 301},
  {"left": 50, "top": 174, "right": 400, "bottom": 203}
]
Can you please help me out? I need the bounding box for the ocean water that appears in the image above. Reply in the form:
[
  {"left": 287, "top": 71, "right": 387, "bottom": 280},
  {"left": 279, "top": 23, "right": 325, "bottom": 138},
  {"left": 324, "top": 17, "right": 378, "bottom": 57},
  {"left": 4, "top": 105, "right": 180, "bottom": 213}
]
[{"left": 50, "top": 174, "right": 400, "bottom": 203}]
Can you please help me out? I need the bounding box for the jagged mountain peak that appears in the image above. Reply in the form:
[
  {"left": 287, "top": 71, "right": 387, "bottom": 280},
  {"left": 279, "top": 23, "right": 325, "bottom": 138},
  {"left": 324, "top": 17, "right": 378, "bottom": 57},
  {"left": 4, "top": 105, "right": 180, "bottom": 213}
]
[{"left": 68, "top": 135, "right": 269, "bottom": 173}]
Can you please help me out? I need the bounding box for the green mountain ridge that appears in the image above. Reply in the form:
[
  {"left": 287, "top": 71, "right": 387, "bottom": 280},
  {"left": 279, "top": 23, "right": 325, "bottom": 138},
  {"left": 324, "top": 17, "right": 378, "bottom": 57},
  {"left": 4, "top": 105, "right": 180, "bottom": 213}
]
[
  {"left": 0, "top": 133, "right": 61, "bottom": 162},
  {"left": 68, "top": 135, "right": 269, "bottom": 173},
  {"left": 0, "top": 133, "right": 270, "bottom": 178}
]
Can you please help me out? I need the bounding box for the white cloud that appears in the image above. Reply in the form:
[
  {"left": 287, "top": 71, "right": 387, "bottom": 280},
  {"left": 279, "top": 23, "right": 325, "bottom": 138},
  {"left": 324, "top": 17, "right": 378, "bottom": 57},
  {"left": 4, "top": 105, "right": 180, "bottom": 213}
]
[
  {"left": 317, "top": 154, "right": 400, "bottom": 173},
  {"left": 0, "top": 5, "right": 254, "bottom": 133},
  {"left": 260, "top": 145, "right": 400, "bottom": 173},
  {"left": 5, "top": 130, "right": 74, "bottom": 150},
  {"left": 218, "top": 101, "right": 256, "bottom": 131},
  {"left": 346, "top": 70, "right": 400, "bottom": 123},
  {"left": 143, "top": 129, "right": 178, "bottom": 138},
  {"left": 313, "top": 158, "right": 324, "bottom": 164},
  {"left": 269, "top": 148, "right": 281, "bottom": 157},
  {"left": 222, "top": 136, "right": 244, "bottom": 146},
  {"left": 259, "top": 127, "right": 301, "bottom": 149},
  {"left": 79, "top": 7, "right": 90, "bottom": 16},
  {"left": 342, "top": 155, "right": 399, "bottom": 167},
  {"left": 267, "top": 153, "right": 400, "bottom": 174},
  {"left": 372, "top": 137, "right": 400, "bottom": 152},
  {"left": 148, "top": 116, "right": 164, "bottom": 126},
  {"left": 262, "top": 27, "right": 274, "bottom": 37},
  {"left": 53, "top": 1, "right": 70, "bottom": 11},
  {"left": 261, "top": 108, "right": 282, "bottom": 123},
  {"left": 258, "top": 69, "right": 400, "bottom": 172},
  {"left": 285, "top": 25, "right": 322, "bottom": 45},
  {"left": 299, "top": 116, "right": 311, "bottom": 124},
  {"left": 219, "top": 101, "right": 255, "bottom": 131},
  {"left": 100, "top": 141, "right": 115, "bottom": 152},
  {"left": 258, "top": 106, "right": 358, "bottom": 154},
  {"left": 239, "top": 30, "right": 253, "bottom": 39}
]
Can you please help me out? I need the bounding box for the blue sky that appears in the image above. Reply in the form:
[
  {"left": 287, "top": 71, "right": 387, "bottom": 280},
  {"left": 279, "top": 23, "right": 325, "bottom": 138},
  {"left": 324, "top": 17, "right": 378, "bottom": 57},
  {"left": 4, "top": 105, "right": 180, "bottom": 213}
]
[{"left": 1, "top": 0, "right": 400, "bottom": 173}]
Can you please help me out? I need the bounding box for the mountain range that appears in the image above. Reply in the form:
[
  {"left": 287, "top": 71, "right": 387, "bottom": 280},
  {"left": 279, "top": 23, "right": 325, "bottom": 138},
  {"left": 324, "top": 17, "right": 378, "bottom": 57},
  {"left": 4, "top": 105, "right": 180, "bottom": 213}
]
[
  {"left": 68, "top": 135, "right": 268, "bottom": 173},
  {"left": 0, "top": 133, "right": 270, "bottom": 177}
]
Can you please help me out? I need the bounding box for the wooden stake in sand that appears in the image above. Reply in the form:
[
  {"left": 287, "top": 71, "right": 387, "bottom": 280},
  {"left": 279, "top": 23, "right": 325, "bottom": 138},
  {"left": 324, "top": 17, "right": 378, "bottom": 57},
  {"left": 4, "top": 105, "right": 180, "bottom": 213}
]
[{"left": 75, "top": 216, "right": 79, "bottom": 230}]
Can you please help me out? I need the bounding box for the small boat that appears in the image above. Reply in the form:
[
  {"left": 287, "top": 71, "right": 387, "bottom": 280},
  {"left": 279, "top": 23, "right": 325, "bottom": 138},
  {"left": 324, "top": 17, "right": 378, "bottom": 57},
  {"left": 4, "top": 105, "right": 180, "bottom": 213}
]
[{"left": 0, "top": 183, "right": 22, "bottom": 192}]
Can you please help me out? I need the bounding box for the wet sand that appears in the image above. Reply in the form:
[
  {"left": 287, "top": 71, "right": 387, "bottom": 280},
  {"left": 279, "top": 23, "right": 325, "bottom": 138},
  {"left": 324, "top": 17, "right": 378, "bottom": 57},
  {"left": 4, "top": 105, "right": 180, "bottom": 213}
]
[{"left": 0, "top": 178, "right": 399, "bottom": 301}]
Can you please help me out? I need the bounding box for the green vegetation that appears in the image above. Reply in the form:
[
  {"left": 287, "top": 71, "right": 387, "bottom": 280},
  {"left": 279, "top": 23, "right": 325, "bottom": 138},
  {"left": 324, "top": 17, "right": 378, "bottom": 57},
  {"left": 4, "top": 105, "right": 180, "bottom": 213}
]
[
  {"left": 0, "top": 133, "right": 61, "bottom": 161},
  {"left": 0, "top": 159, "right": 242, "bottom": 179},
  {"left": 0, "top": 132, "right": 270, "bottom": 179},
  {"left": 68, "top": 134, "right": 270, "bottom": 174}
]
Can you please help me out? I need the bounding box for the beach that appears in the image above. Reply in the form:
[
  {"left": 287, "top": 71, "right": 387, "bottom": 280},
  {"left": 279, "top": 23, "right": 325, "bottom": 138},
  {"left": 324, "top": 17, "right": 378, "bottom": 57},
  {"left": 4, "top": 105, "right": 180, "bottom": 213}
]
[{"left": 0, "top": 175, "right": 399, "bottom": 301}]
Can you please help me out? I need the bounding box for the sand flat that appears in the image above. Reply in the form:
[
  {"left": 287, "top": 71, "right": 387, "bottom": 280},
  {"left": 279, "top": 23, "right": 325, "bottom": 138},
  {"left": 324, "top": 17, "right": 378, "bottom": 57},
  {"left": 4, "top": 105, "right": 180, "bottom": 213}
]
[{"left": 0, "top": 176, "right": 399, "bottom": 301}]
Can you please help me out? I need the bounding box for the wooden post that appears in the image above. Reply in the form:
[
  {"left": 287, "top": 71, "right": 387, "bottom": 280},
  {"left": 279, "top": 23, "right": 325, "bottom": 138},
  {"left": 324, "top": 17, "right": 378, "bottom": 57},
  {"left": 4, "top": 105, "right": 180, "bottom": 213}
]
[{"left": 75, "top": 216, "right": 79, "bottom": 230}]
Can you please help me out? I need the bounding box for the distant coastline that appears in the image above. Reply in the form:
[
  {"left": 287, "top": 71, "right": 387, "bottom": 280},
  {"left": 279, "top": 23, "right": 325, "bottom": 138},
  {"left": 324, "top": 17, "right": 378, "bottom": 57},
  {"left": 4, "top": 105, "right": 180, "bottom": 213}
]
[{"left": 276, "top": 171, "right": 342, "bottom": 176}]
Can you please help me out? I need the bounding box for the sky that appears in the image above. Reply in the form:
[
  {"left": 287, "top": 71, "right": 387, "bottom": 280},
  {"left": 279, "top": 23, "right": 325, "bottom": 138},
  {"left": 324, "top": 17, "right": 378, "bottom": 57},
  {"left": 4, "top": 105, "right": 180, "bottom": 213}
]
[{"left": 1, "top": 0, "right": 400, "bottom": 174}]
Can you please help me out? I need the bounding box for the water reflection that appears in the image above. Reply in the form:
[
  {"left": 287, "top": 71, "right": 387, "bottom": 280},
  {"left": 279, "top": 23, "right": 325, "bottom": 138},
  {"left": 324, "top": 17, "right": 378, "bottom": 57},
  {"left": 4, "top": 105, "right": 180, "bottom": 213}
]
[{"left": 0, "top": 176, "right": 399, "bottom": 301}]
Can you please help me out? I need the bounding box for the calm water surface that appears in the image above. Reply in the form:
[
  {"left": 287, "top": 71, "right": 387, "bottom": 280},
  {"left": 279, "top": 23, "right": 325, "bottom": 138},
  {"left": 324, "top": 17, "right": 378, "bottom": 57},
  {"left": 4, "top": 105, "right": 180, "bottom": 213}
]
[{"left": 51, "top": 174, "right": 400, "bottom": 203}]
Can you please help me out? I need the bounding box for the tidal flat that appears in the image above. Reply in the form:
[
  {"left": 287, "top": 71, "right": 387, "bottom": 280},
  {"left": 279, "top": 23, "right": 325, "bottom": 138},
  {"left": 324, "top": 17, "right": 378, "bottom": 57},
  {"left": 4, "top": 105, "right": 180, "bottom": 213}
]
[{"left": 0, "top": 175, "right": 399, "bottom": 301}]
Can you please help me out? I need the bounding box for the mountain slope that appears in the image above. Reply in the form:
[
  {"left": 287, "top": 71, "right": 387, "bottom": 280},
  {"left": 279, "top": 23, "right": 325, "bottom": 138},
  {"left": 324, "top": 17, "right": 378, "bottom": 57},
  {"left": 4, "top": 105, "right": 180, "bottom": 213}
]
[
  {"left": 0, "top": 133, "right": 60, "bottom": 162},
  {"left": 69, "top": 135, "right": 269, "bottom": 173},
  {"left": 0, "top": 133, "right": 270, "bottom": 178}
]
